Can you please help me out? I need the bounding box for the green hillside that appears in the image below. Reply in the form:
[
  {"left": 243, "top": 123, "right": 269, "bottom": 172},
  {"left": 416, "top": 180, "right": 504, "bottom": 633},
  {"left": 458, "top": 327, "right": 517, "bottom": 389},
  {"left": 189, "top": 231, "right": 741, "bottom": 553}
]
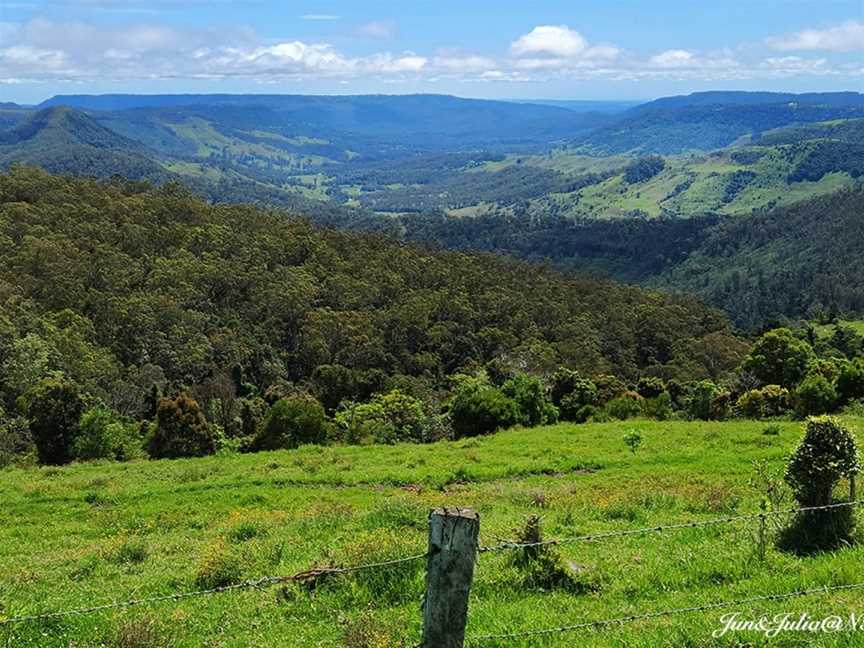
[{"left": 2, "top": 417, "right": 863, "bottom": 646}]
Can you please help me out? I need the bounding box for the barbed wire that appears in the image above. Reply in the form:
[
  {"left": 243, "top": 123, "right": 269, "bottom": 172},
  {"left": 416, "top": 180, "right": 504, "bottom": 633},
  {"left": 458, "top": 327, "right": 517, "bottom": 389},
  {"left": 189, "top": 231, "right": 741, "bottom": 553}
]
[
  {"left": 479, "top": 499, "right": 864, "bottom": 553},
  {"left": 0, "top": 552, "right": 427, "bottom": 627},
  {"left": 467, "top": 581, "right": 864, "bottom": 643}
]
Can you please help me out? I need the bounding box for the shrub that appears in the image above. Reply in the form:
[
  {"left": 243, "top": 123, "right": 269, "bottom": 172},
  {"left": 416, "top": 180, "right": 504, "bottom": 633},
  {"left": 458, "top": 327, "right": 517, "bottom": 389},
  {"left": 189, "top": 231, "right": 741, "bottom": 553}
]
[
  {"left": 573, "top": 404, "right": 608, "bottom": 423},
  {"left": 836, "top": 359, "right": 864, "bottom": 404},
  {"left": 793, "top": 374, "right": 838, "bottom": 418},
  {"left": 762, "top": 424, "right": 782, "bottom": 436},
  {"left": 636, "top": 377, "right": 666, "bottom": 399},
  {"left": 641, "top": 392, "right": 673, "bottom": 420},
  {"left": 741, "top": 328, "right": 814, "bottom": 388},
  {"left": 252, "top": 395, "right": 328, "bottom": 450},
  {"left": 552, "top": 371, "right": 598, "bottom": 421},
  {"left": 735, "top": 385, "right": 790, "bottom": 418},
  {"left": 593, "top": 374, "right": 627, "bottom": 405},
  {"left": 334, "top": 389, "right": 428, "bottom": 445},
  {"left": 195, "top": 541, "right": 242, "bottom": 589},
  {"left": 501, "top": 374, "right": 558, "bottom": 427},
  {"left": 509, "top": 516, "right": 600, "bottom": 594},
  {"left": 450, "top": 383, "right": 521, "bottom": 439},
  {"left": 604, "top": 393, "right": 643, "bottom": 420},
  {"left": 780, "top": 417, "right": 860, "bottom": 554},
  {"left": 19, "top": 378, "right": 85, "bottom": 465},
  {"left": 685, "top": 380, "right": 721, "bottom": 420},
  {"left": 0, "top": 412, "right": 33, "bottom": 468},
  {"left": 147, "top": 394, "right": 217, "bottom": 459},
  {"left": 623, "top": 430, "right": 643, "bottom": 454},
  {"left": 74, "top": 407, "right": 141, "bottom": 461}
]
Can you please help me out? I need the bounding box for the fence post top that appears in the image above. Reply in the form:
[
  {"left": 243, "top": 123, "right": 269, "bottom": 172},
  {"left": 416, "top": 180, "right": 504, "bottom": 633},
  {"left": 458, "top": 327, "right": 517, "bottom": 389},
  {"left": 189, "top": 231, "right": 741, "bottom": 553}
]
[{"left": 430, "top": 507, "right": 479, "bottom": 521}]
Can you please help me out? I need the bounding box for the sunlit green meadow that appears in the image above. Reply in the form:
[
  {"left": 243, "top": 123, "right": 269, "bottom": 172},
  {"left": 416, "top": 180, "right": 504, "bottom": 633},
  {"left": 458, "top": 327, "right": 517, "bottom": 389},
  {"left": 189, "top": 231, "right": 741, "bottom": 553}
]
[{"left": 2, "top": 418, "right": 863, "bottom": 647}]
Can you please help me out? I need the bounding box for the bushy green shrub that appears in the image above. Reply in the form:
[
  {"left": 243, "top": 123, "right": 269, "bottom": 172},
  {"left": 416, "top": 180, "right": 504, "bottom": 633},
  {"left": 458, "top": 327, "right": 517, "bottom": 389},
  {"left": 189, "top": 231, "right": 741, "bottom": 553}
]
[
  {"left": 636, "top": 377, "right": 666, "bottom": 399},
  {"left": 641, "top": 392, "right": 673, "bottom": 420},
  {"left": 685, "top": 381, "right": 723, "bottom": 420},
  {"left": 793, "top": 374, "right": 838, "bottom": 418},
  {"left": 551, "top": 369, "right": 598, "bottom": 421},
  {"left": 604, "top": 393, "right": 643, "bottom": 420},
  {"left": 0, "top": 411, "right": 33, "bottom": 468},
  {"left": 573, "top": 404, "right": 609, "bottom": 423},
  {"left": 334, "top": 389, "right": 429, "bottom": 445},
  {"left": 780, "top": 417, "right": 860, "bottom": 554},
  {"left": 593, "top": 374, "right": 627, "bottom": 405},
  {"left": 450, "top": 383, "right": 521, "bottom": 439},
  {"left": 741, "top": 328, "right": 814, "bottom": 388},
  {"left": 18, "top": 378, "right": 85, "bottom": 465},
  {"left": 147, "top": 394, "right": 217, "bottom": 459},
  {"left": 836, "top": 359, "right": 864, "bottom": 404},
  {"left": 74, "top": 407, "right": 141, "bottom": 461},
  {"left": 252, "top": 395, "right": 328, "bottom": 450},
  {"left": 501, "top": 374, "right": 558, "bottom": 427},
  {"left": 735, "top": 384, "right": 790, "bottom": 418}
]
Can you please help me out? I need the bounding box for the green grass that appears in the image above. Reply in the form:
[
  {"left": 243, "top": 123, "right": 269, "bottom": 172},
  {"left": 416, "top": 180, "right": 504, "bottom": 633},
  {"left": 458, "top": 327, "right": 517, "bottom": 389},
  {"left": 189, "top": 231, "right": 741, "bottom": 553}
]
[{"left": 2, "top": 418, "right": 863, "bottom": 647}]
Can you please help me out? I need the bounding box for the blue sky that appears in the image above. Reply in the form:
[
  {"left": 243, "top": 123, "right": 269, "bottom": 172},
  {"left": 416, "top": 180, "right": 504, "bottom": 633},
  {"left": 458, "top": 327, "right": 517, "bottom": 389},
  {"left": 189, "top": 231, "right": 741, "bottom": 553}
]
[{"left": 1, "top": 0, "right": 862, "bottom": 103}]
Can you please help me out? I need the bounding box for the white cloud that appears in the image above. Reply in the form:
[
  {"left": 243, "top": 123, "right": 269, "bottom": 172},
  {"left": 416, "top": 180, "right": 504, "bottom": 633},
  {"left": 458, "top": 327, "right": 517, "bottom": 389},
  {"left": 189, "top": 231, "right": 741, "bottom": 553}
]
[
  {"left": 0, "top": 18, "right": 859, "bottom": 87},
  {"left": 301, "top": 14, "right": 340, "bottom": 21},
  {"left": 766, "top": 20, "right": 864, "bottom": 52},
  {"left": 509, "top": 25, "right": 621, "bottom": 73},
  {"left": 511, "top": 25, "right": 588, "bottom": 57},
  {"left": 357, "top": 20, "right": 397, "bottom": 41},
  {"left": 649, "top": 48, "right": 739, "bottom": 70},
  {"left": 650, "top": 49, "right": 695, "bottom": 68}
]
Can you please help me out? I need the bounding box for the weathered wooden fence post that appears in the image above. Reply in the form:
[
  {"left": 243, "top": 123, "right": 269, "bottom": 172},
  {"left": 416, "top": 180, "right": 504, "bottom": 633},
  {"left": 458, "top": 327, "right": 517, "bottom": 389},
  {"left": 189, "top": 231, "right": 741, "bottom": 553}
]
[{"left": 421, "top": 508, "right": 480, "bottom": 648}]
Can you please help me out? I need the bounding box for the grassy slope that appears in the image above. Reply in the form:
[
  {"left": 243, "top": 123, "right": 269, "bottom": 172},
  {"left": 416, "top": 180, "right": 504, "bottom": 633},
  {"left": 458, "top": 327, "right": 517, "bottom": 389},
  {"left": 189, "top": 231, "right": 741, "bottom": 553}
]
[
  {"left": 548, "top": 146, "right": 856, "bottom": 219},
  {"left": 2, "top": 418, "right": 863, "bottom": 647}
]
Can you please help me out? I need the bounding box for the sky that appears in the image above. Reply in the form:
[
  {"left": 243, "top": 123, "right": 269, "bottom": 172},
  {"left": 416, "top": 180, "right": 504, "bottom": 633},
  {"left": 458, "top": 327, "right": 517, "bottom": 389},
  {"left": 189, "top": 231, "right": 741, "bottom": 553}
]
[{"left": 1, "top": 0, "right": 862, "bottom": 104}]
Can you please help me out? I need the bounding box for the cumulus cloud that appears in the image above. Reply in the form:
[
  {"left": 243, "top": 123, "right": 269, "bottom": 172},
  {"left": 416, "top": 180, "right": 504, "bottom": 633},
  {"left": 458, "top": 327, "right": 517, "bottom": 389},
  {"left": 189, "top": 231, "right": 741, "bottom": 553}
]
[
  {"left": 0, "top": 17, "right": 859, "bottom": 87},
  {"left": 766, "top": 20, "right": 864, "bottom": 52},
  {"left": 510, "top": 24, "right": 621, "bottom": 64}
]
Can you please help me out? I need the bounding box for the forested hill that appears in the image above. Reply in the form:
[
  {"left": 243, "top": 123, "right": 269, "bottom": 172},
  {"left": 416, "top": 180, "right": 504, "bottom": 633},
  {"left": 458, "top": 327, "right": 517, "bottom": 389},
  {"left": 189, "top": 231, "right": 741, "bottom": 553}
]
[
  {"left": 573, "top": 91, "right": 864, "bottom": 154},
  {"left": 0, "top": 106, "right": 170, "bottom": 183},
  {"left": 655, "top": 188, "right": 864, "bottom": 328},
  {"left": 0, "top": 166, "right": 738, "bottom": 409}
]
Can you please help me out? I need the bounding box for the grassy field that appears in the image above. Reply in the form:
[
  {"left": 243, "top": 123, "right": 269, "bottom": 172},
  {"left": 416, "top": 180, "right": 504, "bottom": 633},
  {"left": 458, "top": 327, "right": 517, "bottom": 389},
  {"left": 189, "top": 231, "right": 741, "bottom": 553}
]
[{"left": 2, "top": 418, "right": 863, "bottom": 647}]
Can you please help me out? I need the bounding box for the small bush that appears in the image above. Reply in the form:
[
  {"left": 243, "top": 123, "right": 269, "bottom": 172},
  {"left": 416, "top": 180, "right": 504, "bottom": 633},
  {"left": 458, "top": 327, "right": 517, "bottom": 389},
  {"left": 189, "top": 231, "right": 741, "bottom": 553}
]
[
  {"left": 147, "top": 394, "right": 216, "bottom": 459},
  {"left": 641, "top": 392, "right": 672, "bottom": 420},
  {"left": 793, "top": 374, "right": 838, "bottom": 418},
  {"left": 509, "top": 517, "right": 600, "bottom": 594},
  {"left": 574, "top": 404, "right": 609, "bottom": 423},
  {"left": 195, "top": 541, "right": 242, "bottom": 589},
  {"left": 623, "top": 430, "right": 643, "bottom": 454},
  {"left": 74, "top": 407, "right": 142, "bottom": 461},
  {"left": 252, "top": 395, "right": 328, "bottom": 450},
  {"left": 501, "top": 374, "right": 558, "bottom": 427},
  {"left": 736, "top": 385, "right": 790, "bottom": 418},
  {"left": 111, "top": 615, "right": 165, "bottom": 648},
  {"left": 636, "top": 377, "right": 666, "bottom": 399},
  {"left": 762, "top": 424, "right": 781, "bottom": 436},
  {"left": 780, "top": 416, "right": 860, "bottom": 554},
  {"left": 19, "top": 378, "right": 85, "bottom": 465},
  {"left": 604, "top": 394, "right": 643, "bottom": 420},
  {"left": 334, "top": 389, "right": 427, "bottom": 445},
  {"left": 450, "top": 383, "right": 521, "bottom": 439},
  {"left": 113, "top": 538, "right": 148, "bottom": 565}
]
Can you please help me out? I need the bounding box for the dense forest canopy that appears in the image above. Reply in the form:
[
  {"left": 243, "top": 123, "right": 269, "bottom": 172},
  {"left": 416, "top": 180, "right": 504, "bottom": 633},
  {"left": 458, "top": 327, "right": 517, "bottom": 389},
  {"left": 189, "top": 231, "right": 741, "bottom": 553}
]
[{"left": 0, "top": 167, "right": 738, "bottom": 413}]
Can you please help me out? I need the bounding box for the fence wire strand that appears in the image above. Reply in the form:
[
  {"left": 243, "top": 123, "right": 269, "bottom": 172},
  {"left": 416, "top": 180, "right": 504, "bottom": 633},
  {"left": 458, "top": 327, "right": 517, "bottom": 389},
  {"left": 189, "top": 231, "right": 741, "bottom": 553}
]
[
  {"left": 0, "top": 552, "right": 427, "bottom": 627},
  {"left": 467, "top": 581, "right": 864, "bottom": 643},
  {"left": 478, "top": 499, "right": 864, "bottom": 553}
]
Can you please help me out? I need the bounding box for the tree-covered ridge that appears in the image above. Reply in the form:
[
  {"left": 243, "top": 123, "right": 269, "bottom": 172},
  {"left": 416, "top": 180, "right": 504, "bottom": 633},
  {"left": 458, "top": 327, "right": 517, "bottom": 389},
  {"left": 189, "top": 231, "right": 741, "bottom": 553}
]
[
  {"left": 655, "top": 188, "right": 864, "bottom": 328},
  {"left": 0, "top": 166, "right": 734, "bottom": 407},
  {"left": 572, "top": 92, "right": 864, "bottom": 155}
]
